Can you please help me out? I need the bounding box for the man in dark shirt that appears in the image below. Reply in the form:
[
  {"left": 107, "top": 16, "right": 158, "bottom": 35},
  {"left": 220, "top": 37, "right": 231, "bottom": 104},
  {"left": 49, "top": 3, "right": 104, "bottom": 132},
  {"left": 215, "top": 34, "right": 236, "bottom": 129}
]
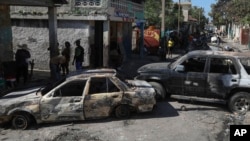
[
  {"left": 72, "top": 39, "right": 84, "bottom": 70},
  {"left": 15, "top": 44, "right": 31, "bottom": 84}
]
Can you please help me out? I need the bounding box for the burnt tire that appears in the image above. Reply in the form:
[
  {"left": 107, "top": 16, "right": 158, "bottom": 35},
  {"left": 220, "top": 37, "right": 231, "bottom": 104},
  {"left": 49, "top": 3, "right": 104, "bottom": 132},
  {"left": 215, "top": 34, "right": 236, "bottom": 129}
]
[
  {"left": 149, "top": 82, "right": 166, "bottom": 100},
  {"left": 12, "top": 113, "right": 31, "bottom": 130},
  {"left": 115, "top": 105, "right": 130, "bottom": 119},
  {"left": 228, "top": 92, "right": 250, "bottom": 113}
]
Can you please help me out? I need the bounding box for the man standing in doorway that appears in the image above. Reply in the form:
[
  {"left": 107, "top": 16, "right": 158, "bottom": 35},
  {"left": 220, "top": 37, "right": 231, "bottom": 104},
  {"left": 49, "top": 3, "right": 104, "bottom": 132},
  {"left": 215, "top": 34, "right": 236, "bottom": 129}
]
[
  {"left": 72, "top": 39, "right": 84, "bottom": 70},
  {"left": 15, "top": 43, "right": 31, "bottom": 85}
]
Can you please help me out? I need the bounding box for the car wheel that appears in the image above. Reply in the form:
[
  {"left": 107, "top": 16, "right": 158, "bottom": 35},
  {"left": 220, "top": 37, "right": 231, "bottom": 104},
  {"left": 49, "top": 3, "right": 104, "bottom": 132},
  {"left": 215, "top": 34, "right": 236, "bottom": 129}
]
[
  {"left": 228, "top": 92, "right": 250, "bottom": 113},
  {"left": 115, "top": 105, "right": 130, "bottom": 119},
  {"left": 12, "top": 113, "right": 31, "bottom": 130},
  {"left": 149, "top": 82, "right": 166, "bottom": 100}
]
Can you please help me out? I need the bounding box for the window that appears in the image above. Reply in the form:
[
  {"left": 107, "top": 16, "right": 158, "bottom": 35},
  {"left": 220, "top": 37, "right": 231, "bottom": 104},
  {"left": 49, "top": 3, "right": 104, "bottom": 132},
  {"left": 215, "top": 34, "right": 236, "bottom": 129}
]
[
  {"left": 210, "top": 58, "right": 237, "bottom": 74},
  {"left": 239, "top": 58, "right": 250, "bottom": 74},
  {"left": 88, "top": 77, "right": 120, "bottom": 94},
  {"left": 75, "top": 0, "right": 101, "bottom": 7},
  {"left": 54, "top": 80, "right": 86, "bottom": 97},
  {"left": 181, "top": 57, "right": 206, "bottom": 72}
]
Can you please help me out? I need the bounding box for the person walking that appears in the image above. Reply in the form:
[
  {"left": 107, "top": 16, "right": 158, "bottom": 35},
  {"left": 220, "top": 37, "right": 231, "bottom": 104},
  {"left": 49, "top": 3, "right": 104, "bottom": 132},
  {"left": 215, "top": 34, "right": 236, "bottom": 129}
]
[
  {"left": 72, "top": 39, "right": 84, "bottom": 70},
  {"left": 166, "top": 38, "right": 174, "bottom": 59},
  {"left": 15, "top": 43, "right": 31, "bottom": 85},
  {"left": 216, "top": 34, "right": 221, "bottom": 46},
  {"left": 61, "top": 41, "right": 71, "bottom": 75}
]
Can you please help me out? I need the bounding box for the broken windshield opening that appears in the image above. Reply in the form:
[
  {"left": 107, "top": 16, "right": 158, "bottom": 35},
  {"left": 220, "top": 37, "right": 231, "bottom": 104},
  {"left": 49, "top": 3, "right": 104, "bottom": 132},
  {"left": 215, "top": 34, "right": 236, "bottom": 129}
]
[{"left": 41, "top": 78, "right": 66, "bottom": 95}]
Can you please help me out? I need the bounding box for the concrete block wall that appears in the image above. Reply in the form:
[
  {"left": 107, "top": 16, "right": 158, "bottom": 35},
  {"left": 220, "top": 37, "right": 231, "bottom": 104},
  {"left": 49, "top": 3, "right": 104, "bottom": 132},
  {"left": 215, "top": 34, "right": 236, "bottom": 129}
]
[{"left": 12, "top": 19, "right": 90, "bottom": 71}]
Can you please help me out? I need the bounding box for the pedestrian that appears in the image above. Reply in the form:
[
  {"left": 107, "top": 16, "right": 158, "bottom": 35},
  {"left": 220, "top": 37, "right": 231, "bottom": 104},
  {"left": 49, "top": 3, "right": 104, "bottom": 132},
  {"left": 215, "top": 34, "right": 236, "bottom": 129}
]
[
  {"left": 166, "top": 38, "right": 174, "bottom": 59},
  {"left": 49, "top": 55, "right": 66, "bottom": 81},
  {"left": 61, "top": 41, "right": 71, "bottom": 75},
  {"left": 217, "top": 34, "right": 221, "bottom": 46},
  {"left": 72, "top": 39, "right": 84, "bottom": 70},
  {"left": 15, "top": 43, "right": 31, "bottom": 85}
]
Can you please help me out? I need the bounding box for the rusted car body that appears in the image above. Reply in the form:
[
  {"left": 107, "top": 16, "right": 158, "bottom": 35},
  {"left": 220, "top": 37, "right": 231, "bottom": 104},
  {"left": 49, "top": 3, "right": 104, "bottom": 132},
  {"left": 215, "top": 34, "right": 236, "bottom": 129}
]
[
  {"left": 0, "top": 69, "right": 156, "bottom": 129},
  {"left": 136, "top": 50, "right": 250, "bottom": 113}
]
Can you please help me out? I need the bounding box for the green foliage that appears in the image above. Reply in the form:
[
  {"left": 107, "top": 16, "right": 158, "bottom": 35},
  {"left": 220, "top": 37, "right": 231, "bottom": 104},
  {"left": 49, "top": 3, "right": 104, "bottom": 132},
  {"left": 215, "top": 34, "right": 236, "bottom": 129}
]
[
  {"left": 210, "top": 0, "right": 250, "bottom": 25},
  {"left": 189, "top": 6, "right": 208, "bottom": 29},
  {"left": 144, "top": 0, "right": 162, "bottom": 26},
  {"left": 144, "top": 0, "right": 183, "bottom": 29}
]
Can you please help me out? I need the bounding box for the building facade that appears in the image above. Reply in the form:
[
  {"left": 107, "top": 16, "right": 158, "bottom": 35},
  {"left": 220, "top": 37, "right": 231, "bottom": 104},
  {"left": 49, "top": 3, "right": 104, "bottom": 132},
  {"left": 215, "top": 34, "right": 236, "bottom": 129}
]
[
  {"left": 180, "top": 0, "right": 191, "bottom": 22},
  {"left": 9, "top": 0, "right": 144, "bottom": 70}
]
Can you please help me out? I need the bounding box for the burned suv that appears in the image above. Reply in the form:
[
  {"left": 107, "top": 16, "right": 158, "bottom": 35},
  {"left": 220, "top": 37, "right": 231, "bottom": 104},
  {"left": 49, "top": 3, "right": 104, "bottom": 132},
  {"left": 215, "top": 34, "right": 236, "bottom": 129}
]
[{"left": 136, "top": 50, "right": 250, "bottom": 113}]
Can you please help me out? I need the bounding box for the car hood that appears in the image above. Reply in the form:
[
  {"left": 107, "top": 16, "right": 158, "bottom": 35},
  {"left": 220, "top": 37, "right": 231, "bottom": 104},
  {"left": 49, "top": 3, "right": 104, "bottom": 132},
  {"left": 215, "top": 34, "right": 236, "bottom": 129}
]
[
  {"left": 0, "top": 87, "right": 41, "bottom": 115},
  {"left": 137, "top": 62, "right": 170, "bottom": 73}
]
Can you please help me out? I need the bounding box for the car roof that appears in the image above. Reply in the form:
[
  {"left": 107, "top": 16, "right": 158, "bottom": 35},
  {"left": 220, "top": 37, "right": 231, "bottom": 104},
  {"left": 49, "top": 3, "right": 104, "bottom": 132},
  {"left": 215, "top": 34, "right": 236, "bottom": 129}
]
[
  {"left": 187, "top": 50, "right": 250, "bottom": 58},
  {"left": 66, "top": 68, "right": 116, "bottom": 80}
]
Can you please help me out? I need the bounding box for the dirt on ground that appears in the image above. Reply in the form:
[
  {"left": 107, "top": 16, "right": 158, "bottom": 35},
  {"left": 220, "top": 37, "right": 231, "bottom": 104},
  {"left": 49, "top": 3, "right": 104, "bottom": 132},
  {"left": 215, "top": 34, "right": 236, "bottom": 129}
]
[
  {"left": 1, "top": 48, "right": 250, "bottom": 141},
  {"left": 1, "top": 100, "right": 249, "bottom": 141}
]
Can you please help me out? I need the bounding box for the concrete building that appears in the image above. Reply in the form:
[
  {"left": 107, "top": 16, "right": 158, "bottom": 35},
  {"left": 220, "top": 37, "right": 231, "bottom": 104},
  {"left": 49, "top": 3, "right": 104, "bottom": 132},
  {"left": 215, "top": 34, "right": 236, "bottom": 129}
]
[
  {"left": 180, "top": 0, "right": 191, "bottom": 22},
  {"left": 1, "top": 0, "right": 144, "bottom": 71}
]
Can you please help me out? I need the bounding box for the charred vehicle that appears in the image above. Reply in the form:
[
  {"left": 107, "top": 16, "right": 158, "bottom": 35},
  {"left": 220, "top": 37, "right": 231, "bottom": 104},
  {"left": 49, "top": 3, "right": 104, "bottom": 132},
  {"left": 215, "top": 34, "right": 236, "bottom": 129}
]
[
  {"left": 136, "top": 50, "right": 250, "bottom": 113},
  {"left": 0, "top": 69, "right": 156, "bottom": 129}
]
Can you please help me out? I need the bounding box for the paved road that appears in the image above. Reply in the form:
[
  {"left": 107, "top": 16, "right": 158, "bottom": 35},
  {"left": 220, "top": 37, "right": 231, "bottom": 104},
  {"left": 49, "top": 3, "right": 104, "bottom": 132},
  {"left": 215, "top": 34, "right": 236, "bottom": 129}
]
[
  {"left": 1, "top": 37, "right": 250, "bottom": 141},
  {"left": 0, "top": 100, "right": 233, "bottom": 141}
]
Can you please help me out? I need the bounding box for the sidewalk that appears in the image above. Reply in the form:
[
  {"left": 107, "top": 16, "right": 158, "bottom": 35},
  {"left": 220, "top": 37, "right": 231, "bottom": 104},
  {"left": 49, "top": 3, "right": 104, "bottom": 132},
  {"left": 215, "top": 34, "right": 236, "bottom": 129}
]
[{"left": 220, "top": 37, "right": 250, "bottom": 52}]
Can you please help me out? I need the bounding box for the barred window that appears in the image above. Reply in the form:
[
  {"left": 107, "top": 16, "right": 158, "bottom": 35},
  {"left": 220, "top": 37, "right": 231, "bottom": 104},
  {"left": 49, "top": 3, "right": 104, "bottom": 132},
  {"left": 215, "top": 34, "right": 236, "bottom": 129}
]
[{"left": 75, "top": 0, "right": 101, "bottom": 7}]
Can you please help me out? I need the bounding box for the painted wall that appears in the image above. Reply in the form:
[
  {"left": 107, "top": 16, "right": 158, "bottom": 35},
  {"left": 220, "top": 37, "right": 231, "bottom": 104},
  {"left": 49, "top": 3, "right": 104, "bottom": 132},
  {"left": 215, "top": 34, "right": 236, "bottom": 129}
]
[
  {"left": 11, "top": 19, "right": 91, "bottom": 71},
  {"left": 6, "top": 0, "right": 144, "bottom": 70}
]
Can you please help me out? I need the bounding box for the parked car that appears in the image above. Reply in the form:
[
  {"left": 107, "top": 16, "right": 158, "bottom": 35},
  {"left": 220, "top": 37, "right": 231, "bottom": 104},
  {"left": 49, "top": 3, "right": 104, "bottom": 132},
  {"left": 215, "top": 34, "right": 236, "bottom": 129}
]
[
  {"left": 0, "top": 69, "right": 156, "bottom": 129},
  {"left": 136, "top": 50, "right": 250, "bottom": 113}
]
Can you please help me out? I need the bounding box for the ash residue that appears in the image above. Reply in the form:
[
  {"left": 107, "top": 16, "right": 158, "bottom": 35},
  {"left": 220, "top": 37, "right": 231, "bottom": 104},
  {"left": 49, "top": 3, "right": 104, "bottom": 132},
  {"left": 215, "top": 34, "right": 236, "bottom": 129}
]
[
  {"left": 49, "top": 129, "right": 103, "bottom": 141},
  {"left": 217, "top": 112, "right": 247, "bottom": 141}
]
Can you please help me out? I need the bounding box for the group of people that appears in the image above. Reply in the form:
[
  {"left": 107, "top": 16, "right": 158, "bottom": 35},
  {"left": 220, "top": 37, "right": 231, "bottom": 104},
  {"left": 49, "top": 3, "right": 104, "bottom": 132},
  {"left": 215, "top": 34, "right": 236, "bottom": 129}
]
[
  {"left": 49, "top": 39, "right": 85, "bottom": 81},
  {"left": 15, "top": 39, "right": 85, "bottom": 85}
]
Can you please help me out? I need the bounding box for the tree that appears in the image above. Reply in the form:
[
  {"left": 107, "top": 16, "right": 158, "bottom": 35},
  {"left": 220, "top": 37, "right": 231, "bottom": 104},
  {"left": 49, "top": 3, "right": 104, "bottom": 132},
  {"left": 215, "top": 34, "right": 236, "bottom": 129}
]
[
  {"left": 144, "top": 0, "right": 162, "bottom": 27},
  {"left": 165, "top": 3, "right": 184, "bottom": 30},
  {"left": 210, "top": 0, "right": 250, "bottom": 25},
  {"left": 144, "top": 0, "right": 183, "bottom": 29},
  {"left": 189, "top": 6, "right": 208, "bottom": 29}
]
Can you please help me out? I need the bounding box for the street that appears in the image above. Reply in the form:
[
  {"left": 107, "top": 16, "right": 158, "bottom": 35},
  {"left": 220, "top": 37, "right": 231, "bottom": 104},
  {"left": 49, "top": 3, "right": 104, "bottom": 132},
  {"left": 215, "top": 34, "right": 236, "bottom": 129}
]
[
  {"left": 1, "top": 37, "right": 250, "bottom": 141},
  {"left": 1, "top": 0, "right": 250, "bottom": 140},
  {"left": 1, "top": 100, "right": 245, "bottom": 141}
]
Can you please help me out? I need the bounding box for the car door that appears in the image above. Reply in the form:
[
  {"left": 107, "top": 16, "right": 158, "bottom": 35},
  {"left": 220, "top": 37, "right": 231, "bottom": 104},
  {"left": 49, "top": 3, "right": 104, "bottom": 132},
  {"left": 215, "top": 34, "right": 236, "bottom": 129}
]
[
  {"left": 166, "top": 69, "right": 186, "bottom": 95},
  {"left": 182, "top": 57, "right": 208, "bottom": 96},
  {"left": 207, "top": 57, "right": 239, "bottom": 98},
  {"left": 40, "top": 80, "right": 86, "bottom": 122},
  {"left": 83, "top": 76, "right": 122, "bottom": 119}
]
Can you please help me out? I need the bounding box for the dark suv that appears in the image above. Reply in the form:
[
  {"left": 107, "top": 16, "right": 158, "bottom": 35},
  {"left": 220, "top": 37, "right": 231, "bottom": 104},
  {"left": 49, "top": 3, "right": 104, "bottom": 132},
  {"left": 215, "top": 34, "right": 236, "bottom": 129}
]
[{"left": 136, "top": 50, "right": 250, "bottom": 113}]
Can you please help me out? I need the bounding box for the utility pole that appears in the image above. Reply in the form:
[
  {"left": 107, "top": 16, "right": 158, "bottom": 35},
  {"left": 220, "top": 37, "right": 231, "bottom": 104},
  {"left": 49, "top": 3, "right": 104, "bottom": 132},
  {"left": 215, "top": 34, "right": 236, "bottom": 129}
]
[
  {"left": 178, "top": 0, "right": 180, "bottom": 34},
  {"left": 160, "top": 0, "right": 166, "bottom": 60},
  {"left": 161, "top": 0, "right": 165, "bottom": 39},
  {"left": 199, "top": 8, "right": 200, "bottom": 25}
]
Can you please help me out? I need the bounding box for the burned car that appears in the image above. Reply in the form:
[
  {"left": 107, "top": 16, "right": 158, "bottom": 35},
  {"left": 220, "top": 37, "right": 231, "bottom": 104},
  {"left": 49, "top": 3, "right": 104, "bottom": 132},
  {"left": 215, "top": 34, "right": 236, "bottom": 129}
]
[
  {"left": 0, "top": 69, "right": 156, "bottom": 129},
  {"left": 136, "top": 50, "right": 250, "bottom": 113}
]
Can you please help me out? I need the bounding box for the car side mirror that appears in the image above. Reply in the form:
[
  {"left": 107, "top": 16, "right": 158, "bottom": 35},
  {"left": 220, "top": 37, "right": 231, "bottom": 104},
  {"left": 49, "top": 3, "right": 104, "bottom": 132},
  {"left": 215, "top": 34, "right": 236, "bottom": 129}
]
[{"left": 175, "top": 65, "right": 185, "bottom": 72}]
